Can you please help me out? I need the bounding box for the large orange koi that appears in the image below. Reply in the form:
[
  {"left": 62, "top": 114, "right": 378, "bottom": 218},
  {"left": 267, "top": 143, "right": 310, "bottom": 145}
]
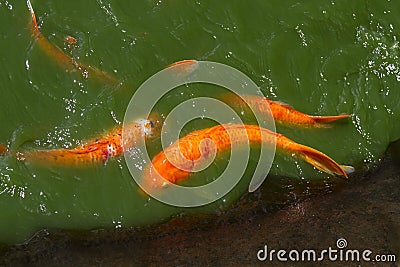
[
  {"left": 222, "top": 94, "right": 351, "bottom": 128},
  {"left": 1, "top": 119, "right": 157, "bottom": 166},
  {"left": 140, "top": 124, "right": 354, "bottom": 193},
  {"left": 26, "top": 0, "right": 120, "bottom": 86}
]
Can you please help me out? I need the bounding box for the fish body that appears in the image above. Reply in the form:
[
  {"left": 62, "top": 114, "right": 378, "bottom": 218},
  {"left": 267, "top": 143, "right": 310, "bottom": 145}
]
[
  {"left": 141, "top": 124, "right": 353, "bottom": 193},
  {"left": 26, "top": 0, "right": 120, "bottom": 86},
  {"left": 222, "top": 94, "right": 351, "bottom": 128},
  {"left": 14, "top": 119, "right": 156, "bottom": 166}
]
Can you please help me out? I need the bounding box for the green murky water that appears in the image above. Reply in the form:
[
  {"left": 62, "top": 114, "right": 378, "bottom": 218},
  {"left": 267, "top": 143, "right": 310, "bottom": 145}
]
[{"left": 0, "top": 0, "right": 399, "bottom": 244}]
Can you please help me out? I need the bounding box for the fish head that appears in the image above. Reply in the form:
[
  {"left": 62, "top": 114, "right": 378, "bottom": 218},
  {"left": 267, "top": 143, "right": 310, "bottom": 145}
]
[{"left": 143, "top": 112, "right": 163, "bottom": 139}]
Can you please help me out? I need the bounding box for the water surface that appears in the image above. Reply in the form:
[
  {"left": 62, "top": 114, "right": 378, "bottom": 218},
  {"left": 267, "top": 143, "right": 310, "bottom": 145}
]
[{"left": 0, "top": 0, "right": 399, "bottom": 244}]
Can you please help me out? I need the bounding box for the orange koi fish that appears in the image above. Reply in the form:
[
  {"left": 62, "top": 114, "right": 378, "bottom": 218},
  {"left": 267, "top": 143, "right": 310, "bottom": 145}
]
[
  {"left": 224, "top": 94, "right": 351, "bottom": 127},
  {"left": 26, "top": 0, "right": 120, "bottom": 86},
  {"left": 141, "top": 124, "right": 354, "bottom": 193},
  {"left": 2, "top": 119, "right": 157, "bottom": 166},
  {"left": 223, "top": 94, "right": 351, "bottom": 128}
]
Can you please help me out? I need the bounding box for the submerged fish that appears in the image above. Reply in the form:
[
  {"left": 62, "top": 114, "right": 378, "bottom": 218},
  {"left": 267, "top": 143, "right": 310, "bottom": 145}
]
[
  {"left": 222, "top": 94, "right": 351, "bottom": 128},
  {"left": 2, "top": 119, "right": 158, "bottom": 166},
  {"left": 64, "top": 35, "right": 77, "bottom": 45},
  {"left": 26, "top": 0, "right": 120, "bottom": 86},
  {"left": 0, "top": 143, "right": 7, "bottom": 156},
  {"left": 140, "top": 124, "right": 354, "bottom": 193},
  {"left": 166, "top": 59, "right": 199, "bottom": 73}
]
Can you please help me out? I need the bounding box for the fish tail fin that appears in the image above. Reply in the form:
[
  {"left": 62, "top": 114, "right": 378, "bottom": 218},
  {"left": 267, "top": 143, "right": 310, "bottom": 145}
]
[
  {"left": 296, "top": 145, "right": 353, "bottom": 178},
  {"left": 340, "top": 165, "right": 355, "bottom": 175},
  {"left": 311, "top": 114, "right": 352, "bottom": 127},
  {"left": 26, "top": 0, "right": 39, "bottom": 35}
]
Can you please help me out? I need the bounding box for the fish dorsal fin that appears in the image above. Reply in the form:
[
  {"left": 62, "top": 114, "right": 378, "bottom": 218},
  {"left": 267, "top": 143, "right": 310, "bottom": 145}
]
[{"left": 272, "top": 100, "right": 295, "bottom": 110}]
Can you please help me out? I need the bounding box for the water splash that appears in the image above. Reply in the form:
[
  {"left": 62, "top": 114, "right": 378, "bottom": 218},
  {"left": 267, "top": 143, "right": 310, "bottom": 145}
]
[{"left": 356, "top": 22, "right": 400, "bottom": 81}]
